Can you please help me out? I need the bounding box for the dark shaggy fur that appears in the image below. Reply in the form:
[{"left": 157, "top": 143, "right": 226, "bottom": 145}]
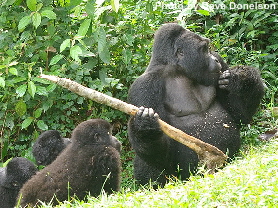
[
  {"left": 0, "top": 157, "right": 37, "bottom": 208},
  {"left": 32, "top": 130, "right": 71, "bottom": 166},
  {"left": 128, "top": 23, "right": 265, "bottom": 186},
  {"left": 18, "top": 119, "right": 121, "bottom": 207}
]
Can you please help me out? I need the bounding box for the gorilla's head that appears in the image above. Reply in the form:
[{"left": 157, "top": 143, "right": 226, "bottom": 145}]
[
  {"left": 32, "top": 130, "right": 66, "bottom": 166},
  {"left": 4, "top": 157, "right": 37, "bottom": 190},
  {"left": 72, "top": 119, "right": 121, "bottom": 151},
  {"left": 150, "top": 23, "right": 222, "bottom": 86}
]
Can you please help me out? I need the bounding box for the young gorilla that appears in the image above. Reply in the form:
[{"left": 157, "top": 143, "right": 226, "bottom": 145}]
[
  {"left": 128, "top": 23, "right": 265, "bottom": 186},
  {"left": 18, "top": 119, "right": 121, "bottom": 207},
  {"left": 32, "top": 130, "right": 71, "bottom": 166},
  {"left": 0, "top": 157, "right": 37, "bottom": 208}
]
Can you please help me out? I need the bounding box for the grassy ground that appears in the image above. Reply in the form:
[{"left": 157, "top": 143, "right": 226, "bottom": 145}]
[{"left": 38, "top": 138, "right": 278, "bottom": 208}]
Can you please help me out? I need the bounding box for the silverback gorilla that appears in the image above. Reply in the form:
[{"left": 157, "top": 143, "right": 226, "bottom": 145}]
[
  {"left": 128, "top": 23, "right": 264, "bottom": 186},
  {"left": 18, "top": 119, "right": 121, "bottom": 207}
]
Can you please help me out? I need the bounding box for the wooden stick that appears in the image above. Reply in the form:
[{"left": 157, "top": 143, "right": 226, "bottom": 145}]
[{"left": 39, "top": 74, "right": 227, "bottom": 170}]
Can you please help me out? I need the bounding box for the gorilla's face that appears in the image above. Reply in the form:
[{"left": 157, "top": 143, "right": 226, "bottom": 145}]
[
  {"left": 175, "top": 30, "right": 222, "bottom": 86},
  {"left": 5, "top": 158, "right": 37, "bottom": 189}
]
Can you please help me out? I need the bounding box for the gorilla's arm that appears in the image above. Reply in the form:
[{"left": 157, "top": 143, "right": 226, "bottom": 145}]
[
  {"left": 128, "top": 70, "right": 170, "bottom": 165},
  {"left": 217, "top": 66, "right": 265, "bottom": 124}
]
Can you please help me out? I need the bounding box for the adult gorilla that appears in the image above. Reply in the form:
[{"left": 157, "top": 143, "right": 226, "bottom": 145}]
[{"left": 128, "top": 23, "right": 264, "bottom": 186}]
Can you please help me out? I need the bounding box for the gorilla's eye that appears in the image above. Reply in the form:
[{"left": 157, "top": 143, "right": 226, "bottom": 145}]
[{"left": 177, "top": 48, "right": 184, "bottom": 56}]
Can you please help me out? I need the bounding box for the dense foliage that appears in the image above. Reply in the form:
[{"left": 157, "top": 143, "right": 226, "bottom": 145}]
[{"left": 0, "top": 0, "right": 277, "bottom": 181}]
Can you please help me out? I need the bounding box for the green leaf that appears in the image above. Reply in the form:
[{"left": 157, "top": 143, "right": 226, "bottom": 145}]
[
  {"left": 77, "top": 19, "right": 91, "bottom": 37},
  {"left": 0, "top": 77, "right": 5, "bottom": 88},
  {"left": 50, "top": 54, "right": 64, "bottom": 66},
  {"left": 36, "top": 2, "right": 43, "bottom": 11},
  {"left": 70, "top": 45, "right": 82, "bottom": 62},
  {"left": 15, "top": 100, "right": 27, "bottom": 117},
  {"left": 21, "top": 117, "right": 34, "bottom": 129},
  {"left": 122, "top": 48, "right": 132, "bottom": 65},
  {"left": 111, "top": 0, "right": 120, "bottom": 12},
  {"left": 32, "top": 12, "right": 41, "bottom": 28},
  {"left": 37, "top": 120, "right": 48, "bottom": 130},
  {"left": 26, "top": 0, "right": 37, "bottom": 11},
  {"left": 46, "top": 84, "right": 56, "bottom": 92},
  {"left": 33, "top": 77, "right": 51, "bottom": 84},
  {"left": 47, "top": 24, "right": 56, "bottom": 36},
  {"left": 42, "top": 100, "right": 53, "bottom": 112},
  {"left": 60, "top": 39, "right": 71, "bottom": 53},
  {"left": 36, "top": 86, "right": 48, "bottom": 96},
  {"left": 85, "top": 2, "right": 95, "bottom": 19},
  {"left": 34, "top": 108, "right": 43, "bottom": 118},
  {"left": 97, "top": 27, "right": 106, "bottom": 51},
  {"left": 18, "top": 15, "right": 31, "bottom": 31},
  {"left": 99, "top": 46, "right": 110, "bottom": 64},
  {"left": 196, "top": 10, "right": 210, "bottom": 16},
  {"left": 99, "top": 69, "right": 108, "bottom": 84},
  {"left": 14, "top": 0, "right": 23, "bottom": 6},
  {"left": 247, "top": 31, "right": 256, "bottom": 38},
  {"left": 123, "top": 34, "right": 134, "bottom": 46},
  {"left": 97, "top": 27, "right": 110, "bottom": 63},
  {"left": 16, "top": 84, "right": 27, "bottom": 97},
  {"left": 28, "top": 81, "right": 36, "bottom": 98},
  {"left": 41, "top": 10, "right": 57, "bottom": 19},
  {"left": 8, "top": 67, "right": 18, "bottom": 75},
  {"left": 70, "top": 0, "right": 82, "bottom": 7}
]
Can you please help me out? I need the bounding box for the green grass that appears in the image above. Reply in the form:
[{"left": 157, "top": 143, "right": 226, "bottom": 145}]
[{"left": 38, "top": 138, "right": 278, "bottom": 208}]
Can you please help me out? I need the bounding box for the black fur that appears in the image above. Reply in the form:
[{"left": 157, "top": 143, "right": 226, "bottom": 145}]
[
  {"left": 32, "top": 130, "right": 71, "bottom": 166},
  {"left": 128, "top": 23, "right": 265, "bottom": 186},
  {"left": 18, "top": 119, "right": 121, "bottom": 207},
  {"left": 0, "top": 157, "right": 37, "bottom": 208}
]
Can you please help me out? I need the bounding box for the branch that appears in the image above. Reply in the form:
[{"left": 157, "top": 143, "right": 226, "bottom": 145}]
[{"left": 39, "top": 74, "right": 227, "bottom": 170}]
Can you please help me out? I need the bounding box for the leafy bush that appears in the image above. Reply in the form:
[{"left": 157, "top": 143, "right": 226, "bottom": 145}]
[{"left": 0, "top": 0, "right": 277, "bottom": 180}]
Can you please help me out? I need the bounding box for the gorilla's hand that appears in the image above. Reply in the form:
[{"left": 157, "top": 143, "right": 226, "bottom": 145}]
[
  {"left": 133, "top": 107, "right": 160, "bottom": 132},
  {"left": 218, "top": 70, "right": 230, "bottom": 90}
]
